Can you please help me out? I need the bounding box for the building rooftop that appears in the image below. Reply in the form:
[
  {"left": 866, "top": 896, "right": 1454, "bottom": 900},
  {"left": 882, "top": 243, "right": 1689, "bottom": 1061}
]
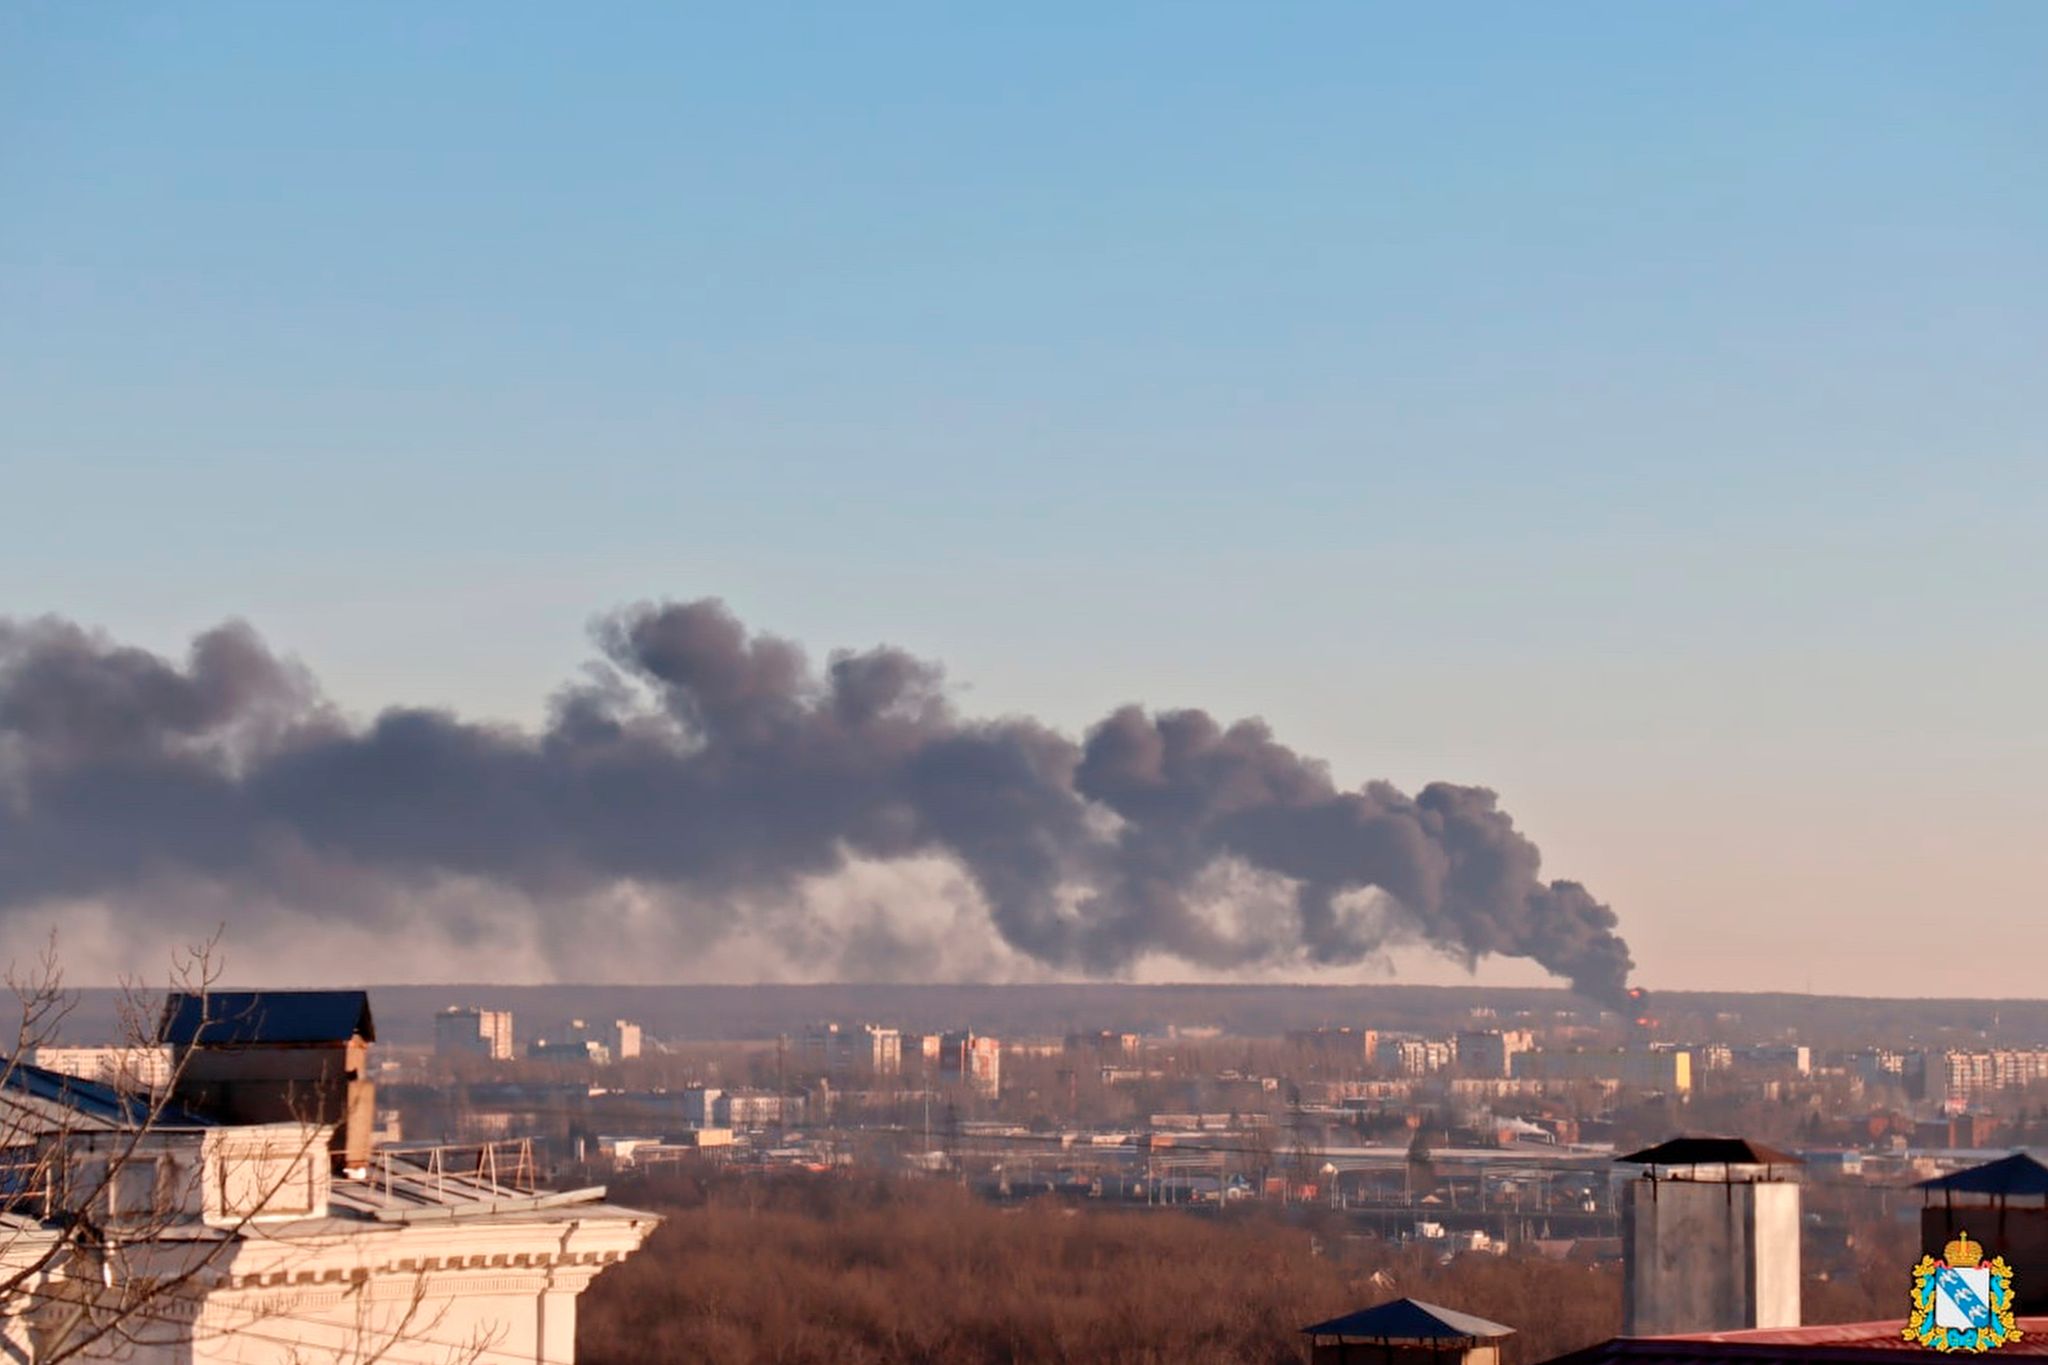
[
  {"left": 1916, "top": 1150, "right": 2048, "bottom": 1198},
  {"left": 159, "top": 990, "right": 376, "bottom": 1046},
  {"left": 1543, "top": 1319, "right": 2048, "bottom": 1361},
  {"left": 1303, "top": 1298, "right": 1515, "bottom": 1342},
  {"left": 0, "top": 1056, "right": 214, "bottom": 1132},
  {"left": 1616, "top": 1136, "right": 1802, "bottom": 1168},
  {"left": 328, "top": 1171, "right": 616, "bottom": 1224}
]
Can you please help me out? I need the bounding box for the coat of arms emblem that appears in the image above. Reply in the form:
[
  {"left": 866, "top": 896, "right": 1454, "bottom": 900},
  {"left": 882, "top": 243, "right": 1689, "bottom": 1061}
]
[{"left": 1905, "top": 1230, "right": 2022, "bottom": 1352}]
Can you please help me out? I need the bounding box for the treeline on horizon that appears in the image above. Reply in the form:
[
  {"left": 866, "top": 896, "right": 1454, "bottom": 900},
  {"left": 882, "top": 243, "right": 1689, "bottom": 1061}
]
[
  {"left": 53, "top": 980, "right": 2048, "bottom": 1052},
  {"left": 574, "top": 1169, "right": 1625, "bottom": 1365}
]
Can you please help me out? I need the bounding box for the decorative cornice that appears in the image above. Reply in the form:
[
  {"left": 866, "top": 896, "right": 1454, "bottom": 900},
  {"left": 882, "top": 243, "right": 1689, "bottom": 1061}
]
[{"left": 222, "top": 1246, "right": 626, "bottom": 1291}]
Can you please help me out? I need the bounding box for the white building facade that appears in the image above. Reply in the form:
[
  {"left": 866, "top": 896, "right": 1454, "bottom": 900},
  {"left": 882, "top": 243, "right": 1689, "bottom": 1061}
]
[{"left": 3, "top": 993, "right": 656, "bottom": 1364}]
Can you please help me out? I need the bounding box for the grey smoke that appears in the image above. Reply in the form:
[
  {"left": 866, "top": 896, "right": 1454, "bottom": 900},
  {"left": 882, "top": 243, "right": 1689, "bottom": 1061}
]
[{"left": 0, "top": 601, "right": 1633, "bottom": 1005}]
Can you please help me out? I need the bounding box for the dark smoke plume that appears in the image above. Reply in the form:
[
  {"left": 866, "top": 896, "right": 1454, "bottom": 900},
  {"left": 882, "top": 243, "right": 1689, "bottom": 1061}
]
[{"left": 0, "top": 602, "right": 1633, "bottom": 1004}]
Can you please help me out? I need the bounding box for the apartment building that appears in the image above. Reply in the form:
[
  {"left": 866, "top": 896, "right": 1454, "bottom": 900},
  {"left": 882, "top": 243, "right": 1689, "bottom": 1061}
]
[{"left": 433, "top": 1005, "right": 516, "bottom": 1061}]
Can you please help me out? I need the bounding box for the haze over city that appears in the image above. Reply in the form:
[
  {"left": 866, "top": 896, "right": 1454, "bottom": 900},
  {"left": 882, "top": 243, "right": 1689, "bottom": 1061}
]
[
  {"left": 5, "top": 5, "right": 2045, "bottom": 997},
  {"left": 12, "top": 10, "right": 2048, "bottom": 1365}
]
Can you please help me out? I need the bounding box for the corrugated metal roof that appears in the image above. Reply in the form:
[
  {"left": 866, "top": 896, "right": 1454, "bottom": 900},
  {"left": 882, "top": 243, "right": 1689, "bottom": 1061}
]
[
  {"left": 1616, "top": 1137, "right": 1802, "bottom": 1167},
  {"left": 1540, "top": 1319, "right": 2048, "bottom": 1361},
  {"left": 0, "top": 1058, "right": 214, "bottom": 1130},
  {"left": 1302, "top": 1298, "right": 1514, "bottom": 1341},
  {"left": 328, "top": 1177, "right": 614, "bottom": 1223},
  {"left": 1916, "top": 1151, "right": 2048, "bottom": 1196},
  {"left": 158, "top": 990, "right": 375, "bottom": 1046}
]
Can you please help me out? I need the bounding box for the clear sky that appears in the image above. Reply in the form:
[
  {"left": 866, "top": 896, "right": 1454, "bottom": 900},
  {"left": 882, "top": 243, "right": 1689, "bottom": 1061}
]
[{"left": 4, "top": 4, "right": 2044, "bottom": 994}]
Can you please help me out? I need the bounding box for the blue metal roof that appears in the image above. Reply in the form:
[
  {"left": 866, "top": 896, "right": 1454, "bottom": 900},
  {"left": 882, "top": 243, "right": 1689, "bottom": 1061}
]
[
  {"left": 1302, "top": 1298, "right": 1514, "bottom": 1341},
  {"left": 1916, "top": 1151, "right": 2048, "bottom": 1197},
  {"left": 158, "top": 990, "right": 376, "bottom": 1046},
  {"left": 1, "top": 1058, "right": 214, "bottom": 1128}
]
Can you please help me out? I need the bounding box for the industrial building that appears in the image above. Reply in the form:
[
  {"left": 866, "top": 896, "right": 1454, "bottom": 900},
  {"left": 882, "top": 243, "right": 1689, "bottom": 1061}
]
[{"left": 526, "top": 1017, "right": 642, "bottom": 1065}]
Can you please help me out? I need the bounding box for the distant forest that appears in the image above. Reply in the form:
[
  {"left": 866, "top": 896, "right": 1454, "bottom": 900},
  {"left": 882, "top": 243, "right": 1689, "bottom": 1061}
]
[{"left": 54, "top": 980, "right": 2048, "bottom": 1051}]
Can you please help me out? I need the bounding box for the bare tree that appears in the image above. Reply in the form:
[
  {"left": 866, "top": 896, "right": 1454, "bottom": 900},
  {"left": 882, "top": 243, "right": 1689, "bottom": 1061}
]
[
  {"left": 1236, "top": 1120, "right": 1275, "bottom": 1196},
  {"left": 0, "top": 937, "right": 498, "bottom": 1365},
  {"left": 1284, "top": 1133, "right": 1318, "bottom": 1204}
]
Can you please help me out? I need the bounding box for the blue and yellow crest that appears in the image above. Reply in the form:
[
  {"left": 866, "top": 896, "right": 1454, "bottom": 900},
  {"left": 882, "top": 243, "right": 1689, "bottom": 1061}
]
[{"left": 1905, "top": 1231, "right": 2023, "bottom": 1352}]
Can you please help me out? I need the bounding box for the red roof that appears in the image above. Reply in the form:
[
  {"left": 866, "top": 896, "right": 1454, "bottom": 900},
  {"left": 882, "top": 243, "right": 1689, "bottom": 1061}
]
[{"left": 1541, "top": 1319, "right": 2048, "bottom": 1362}]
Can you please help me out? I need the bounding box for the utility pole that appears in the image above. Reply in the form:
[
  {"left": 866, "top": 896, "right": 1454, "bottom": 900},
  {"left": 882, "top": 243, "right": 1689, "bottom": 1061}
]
[{"left": 775, "top": 1034, "right": 787, "bottom": 1147}]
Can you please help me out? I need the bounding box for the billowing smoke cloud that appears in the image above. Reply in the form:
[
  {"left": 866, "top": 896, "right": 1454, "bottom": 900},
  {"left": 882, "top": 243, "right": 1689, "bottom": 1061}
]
[{"left": 0, "top": 601, "right": 1633, "bottom": 1004}]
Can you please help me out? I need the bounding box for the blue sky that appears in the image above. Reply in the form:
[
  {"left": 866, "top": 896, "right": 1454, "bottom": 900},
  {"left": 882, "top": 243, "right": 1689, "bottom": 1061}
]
[{"left": 4, "top": 4, "right": 2045, "bottom": 992}]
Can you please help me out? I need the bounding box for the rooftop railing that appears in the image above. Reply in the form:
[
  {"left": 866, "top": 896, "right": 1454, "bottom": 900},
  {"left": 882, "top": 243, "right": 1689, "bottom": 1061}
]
[{"left": 369, "top": 1137, "right": 539, "bottom": 1203}]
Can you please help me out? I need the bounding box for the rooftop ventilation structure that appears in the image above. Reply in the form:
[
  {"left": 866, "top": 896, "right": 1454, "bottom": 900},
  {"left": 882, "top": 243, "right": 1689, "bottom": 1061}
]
[
  {"left": 158, "top": 990, "right": 377, "bottom": 1172},
  {"left": 1617, "top": 1136, "right": 1803, "bottom": 1337}
]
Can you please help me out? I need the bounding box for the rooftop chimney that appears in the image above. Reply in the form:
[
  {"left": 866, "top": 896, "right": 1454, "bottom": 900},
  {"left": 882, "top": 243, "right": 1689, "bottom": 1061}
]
[{"left": 1618, "top": 1136, "right": 1802, "bottom": 1336}]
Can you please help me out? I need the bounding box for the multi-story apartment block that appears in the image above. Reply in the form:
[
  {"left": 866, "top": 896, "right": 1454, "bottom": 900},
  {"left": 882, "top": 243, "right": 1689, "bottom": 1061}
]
[
  {"left": 1380, "top": 1037, "right": 1454, "bottom": 1076},
  {"left": 801, "top": 1022, "right": 902, "bottom": 1077},
  {"left": 720, "top": 1091, "right": 804, "bottom": 1129},
  {"left": 1512, "top": 1048, "right": 1693, "bottom": 1094},
  {"left": 1454, "top": 1029, "right": 1533, "bottom": 1078},
  {"left": 1733, "top": 1044, "right": 1811, "bottom": 1076},
  {"left": 1692, "top": 1042, "right": 1735, "bottom": 1072},
  {"left": 938, "top": 1031, "right": 1001, "bottom": 1098},
  {"left": 433, "top": 1005, "right": 516, "bottom": 1061},
  {"left": 32, "top": 1045, "right": 174, "bottom": 1089},
  {"left": 607, "top": 1019, "right": 644, "bottom": 1061},
  {"left": 1065, "top": 1030, "right": 1144, "bottom": 1057},
  {"left": 1933, "top": 1048, "right": 2048, "bottom": 1107},
  {"left": 1285, "top": 1027, "right": 1379, "bottom": 1069}
]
